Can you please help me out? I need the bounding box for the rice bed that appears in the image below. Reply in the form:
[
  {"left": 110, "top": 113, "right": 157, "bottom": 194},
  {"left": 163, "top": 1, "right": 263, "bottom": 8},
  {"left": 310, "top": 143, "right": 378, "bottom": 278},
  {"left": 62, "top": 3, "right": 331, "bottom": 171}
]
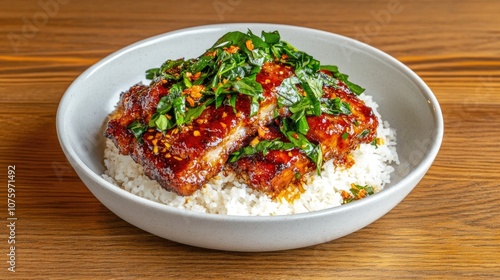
[{"left": 102, "top": 94, "right": 399, "bottom": 216}]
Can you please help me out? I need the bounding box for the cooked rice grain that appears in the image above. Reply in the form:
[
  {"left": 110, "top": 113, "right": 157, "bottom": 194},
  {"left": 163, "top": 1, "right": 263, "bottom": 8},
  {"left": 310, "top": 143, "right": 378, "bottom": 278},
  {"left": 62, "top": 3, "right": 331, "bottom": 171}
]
[{"left": 102, "top": 94, "right": 399, "bottom": 216}]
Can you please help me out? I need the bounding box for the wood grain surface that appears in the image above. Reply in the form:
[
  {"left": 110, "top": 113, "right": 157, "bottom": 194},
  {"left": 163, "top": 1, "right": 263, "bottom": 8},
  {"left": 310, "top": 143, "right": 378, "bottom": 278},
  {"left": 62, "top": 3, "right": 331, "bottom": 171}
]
[{"left": 1, "top": 0, "right": 499, "bottom": 279}]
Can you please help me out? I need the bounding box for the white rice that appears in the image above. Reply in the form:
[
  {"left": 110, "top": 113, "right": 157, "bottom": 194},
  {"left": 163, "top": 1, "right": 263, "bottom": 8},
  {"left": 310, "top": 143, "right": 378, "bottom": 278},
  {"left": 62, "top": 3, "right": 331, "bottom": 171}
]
[{"left": 102, "top": 94, "right": 399, "bottom": 216}]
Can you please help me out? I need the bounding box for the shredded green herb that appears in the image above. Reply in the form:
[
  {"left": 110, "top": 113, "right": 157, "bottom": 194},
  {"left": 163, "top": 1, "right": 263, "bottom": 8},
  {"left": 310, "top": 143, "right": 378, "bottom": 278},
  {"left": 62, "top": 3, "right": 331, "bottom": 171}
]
[
  {"left": 130, "top": 30, "right": 365, "bottom": 171},
  {"left": 358, "top": 129, "right": 371, "bottom": 139},
  {"left": 228, "top": 138, "right": 296, "bottom": 162},
  {"left": 127, "top": 120, "right": 148, "bottom": 143},
  {"left": 343, "top": 184, "right": 375, "bottom": 203},
  {"left": 342, "top": 132, "right": 349, "bottom": 140}
]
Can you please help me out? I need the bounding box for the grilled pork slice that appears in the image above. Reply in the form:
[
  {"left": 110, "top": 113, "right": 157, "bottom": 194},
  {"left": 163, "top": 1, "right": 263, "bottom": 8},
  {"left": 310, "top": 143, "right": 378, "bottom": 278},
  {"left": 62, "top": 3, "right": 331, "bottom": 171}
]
[
  {"left": 105, "top": 62, "right": 294, "bottom": 196},
  {"left": 231, "top": 123, "right": 316, "bottom": 195},
  {"left": 230, "top": 83, "right": 379, "bottom": 196}
]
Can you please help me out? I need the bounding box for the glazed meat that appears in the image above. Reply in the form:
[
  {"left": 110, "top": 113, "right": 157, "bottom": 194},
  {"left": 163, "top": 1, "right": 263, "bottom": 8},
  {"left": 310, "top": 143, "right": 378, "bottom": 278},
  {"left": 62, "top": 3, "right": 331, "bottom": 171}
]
[
  {"left": 230, "top": 123, "right": 315, "bottom": 195},
  {"left": 104, "top": 30, "right": 379, "bottom": 198},
  {"left": 230, "top": 81, "right": 379, "bottom": 196},
  {"left": 105, "top": 62, "right": 294, "bottom": 196}
]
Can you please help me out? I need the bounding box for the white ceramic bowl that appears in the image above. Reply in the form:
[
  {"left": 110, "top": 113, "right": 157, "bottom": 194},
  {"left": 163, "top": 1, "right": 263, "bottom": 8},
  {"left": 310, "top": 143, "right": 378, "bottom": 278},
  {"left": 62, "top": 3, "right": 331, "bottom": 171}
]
[{"left": 56, "top": 23, "right": 443, "bottom": 252}]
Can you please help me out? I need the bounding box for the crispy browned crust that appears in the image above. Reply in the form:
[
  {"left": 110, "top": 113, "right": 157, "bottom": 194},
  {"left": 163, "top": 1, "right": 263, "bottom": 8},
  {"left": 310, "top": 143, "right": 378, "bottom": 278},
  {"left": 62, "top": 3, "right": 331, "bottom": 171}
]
[
  {"left": 230, "top": 82, "right": 379, "bottom": 196},
  {"left": 105, "top": 62, "right": 294, "bottom": 196},
  {"left": 105, "top": 60, "right": 378, "bottom": 197}
]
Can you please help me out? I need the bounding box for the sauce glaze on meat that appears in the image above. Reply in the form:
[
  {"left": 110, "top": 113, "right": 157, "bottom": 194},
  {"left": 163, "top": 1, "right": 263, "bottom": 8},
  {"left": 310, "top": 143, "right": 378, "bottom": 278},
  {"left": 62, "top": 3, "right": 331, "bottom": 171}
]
[
  {"left": 104, "top": 30, "right": 379, "bottom": 197},
  {"left": 105, "top": 62, "right": 294, "bottom": 195}
]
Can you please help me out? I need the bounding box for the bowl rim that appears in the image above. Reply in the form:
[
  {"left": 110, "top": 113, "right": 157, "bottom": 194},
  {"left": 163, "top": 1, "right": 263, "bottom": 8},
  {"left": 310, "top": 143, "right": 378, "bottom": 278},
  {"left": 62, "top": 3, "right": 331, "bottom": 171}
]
[{"left": 56, "top": 22, "right": 444, "bottom": 222}]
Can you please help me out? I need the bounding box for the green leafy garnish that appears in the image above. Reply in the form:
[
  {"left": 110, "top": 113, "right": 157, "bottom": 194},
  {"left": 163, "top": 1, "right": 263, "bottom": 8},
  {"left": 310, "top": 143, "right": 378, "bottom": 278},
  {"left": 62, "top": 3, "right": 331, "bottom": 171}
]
[
  {"left": 358, "top": 129, "right": 371, "bottom": 139},
  {"left": 321, "top": 97, "right": 352, "bottom": 115},
  {"left": 319, "top": 65, "right": 365, "bottom": 95},
  {"left": 279, "top": 119, "right": 323, "bottom": 174},
  {"left": 229, "top": 138, "right": 296, "bottom": 162},
  {"left": 127, "top": 120, "right": 148, "bottom": 142},
  {"left": 132, "top": 29, "right": 366, "bottom": 172},
  {"left": 351, "top": 184, "right": 375, "bottom": 197},
  {"left": 283, "top": 130, "right": 323, "bottom": 174},
  {"left": 233, "top": 74, "right": 263, "bottom": 96},
  {"left": 343, "top": 184, "right": 376, "bottom": 203}
]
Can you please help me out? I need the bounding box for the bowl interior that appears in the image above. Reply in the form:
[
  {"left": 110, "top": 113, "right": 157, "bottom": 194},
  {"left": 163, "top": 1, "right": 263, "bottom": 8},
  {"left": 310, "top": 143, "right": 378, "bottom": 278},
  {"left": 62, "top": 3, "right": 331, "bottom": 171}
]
[{"left": 58, "top": 23, "right": 442, "bottom": 211}]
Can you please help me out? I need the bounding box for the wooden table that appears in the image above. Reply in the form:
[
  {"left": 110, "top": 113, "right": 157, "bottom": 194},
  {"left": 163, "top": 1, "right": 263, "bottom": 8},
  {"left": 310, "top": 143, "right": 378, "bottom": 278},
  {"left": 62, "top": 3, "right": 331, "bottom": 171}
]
[{"left": 1, "top": 0, "right": 499, "bottom": 278}]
